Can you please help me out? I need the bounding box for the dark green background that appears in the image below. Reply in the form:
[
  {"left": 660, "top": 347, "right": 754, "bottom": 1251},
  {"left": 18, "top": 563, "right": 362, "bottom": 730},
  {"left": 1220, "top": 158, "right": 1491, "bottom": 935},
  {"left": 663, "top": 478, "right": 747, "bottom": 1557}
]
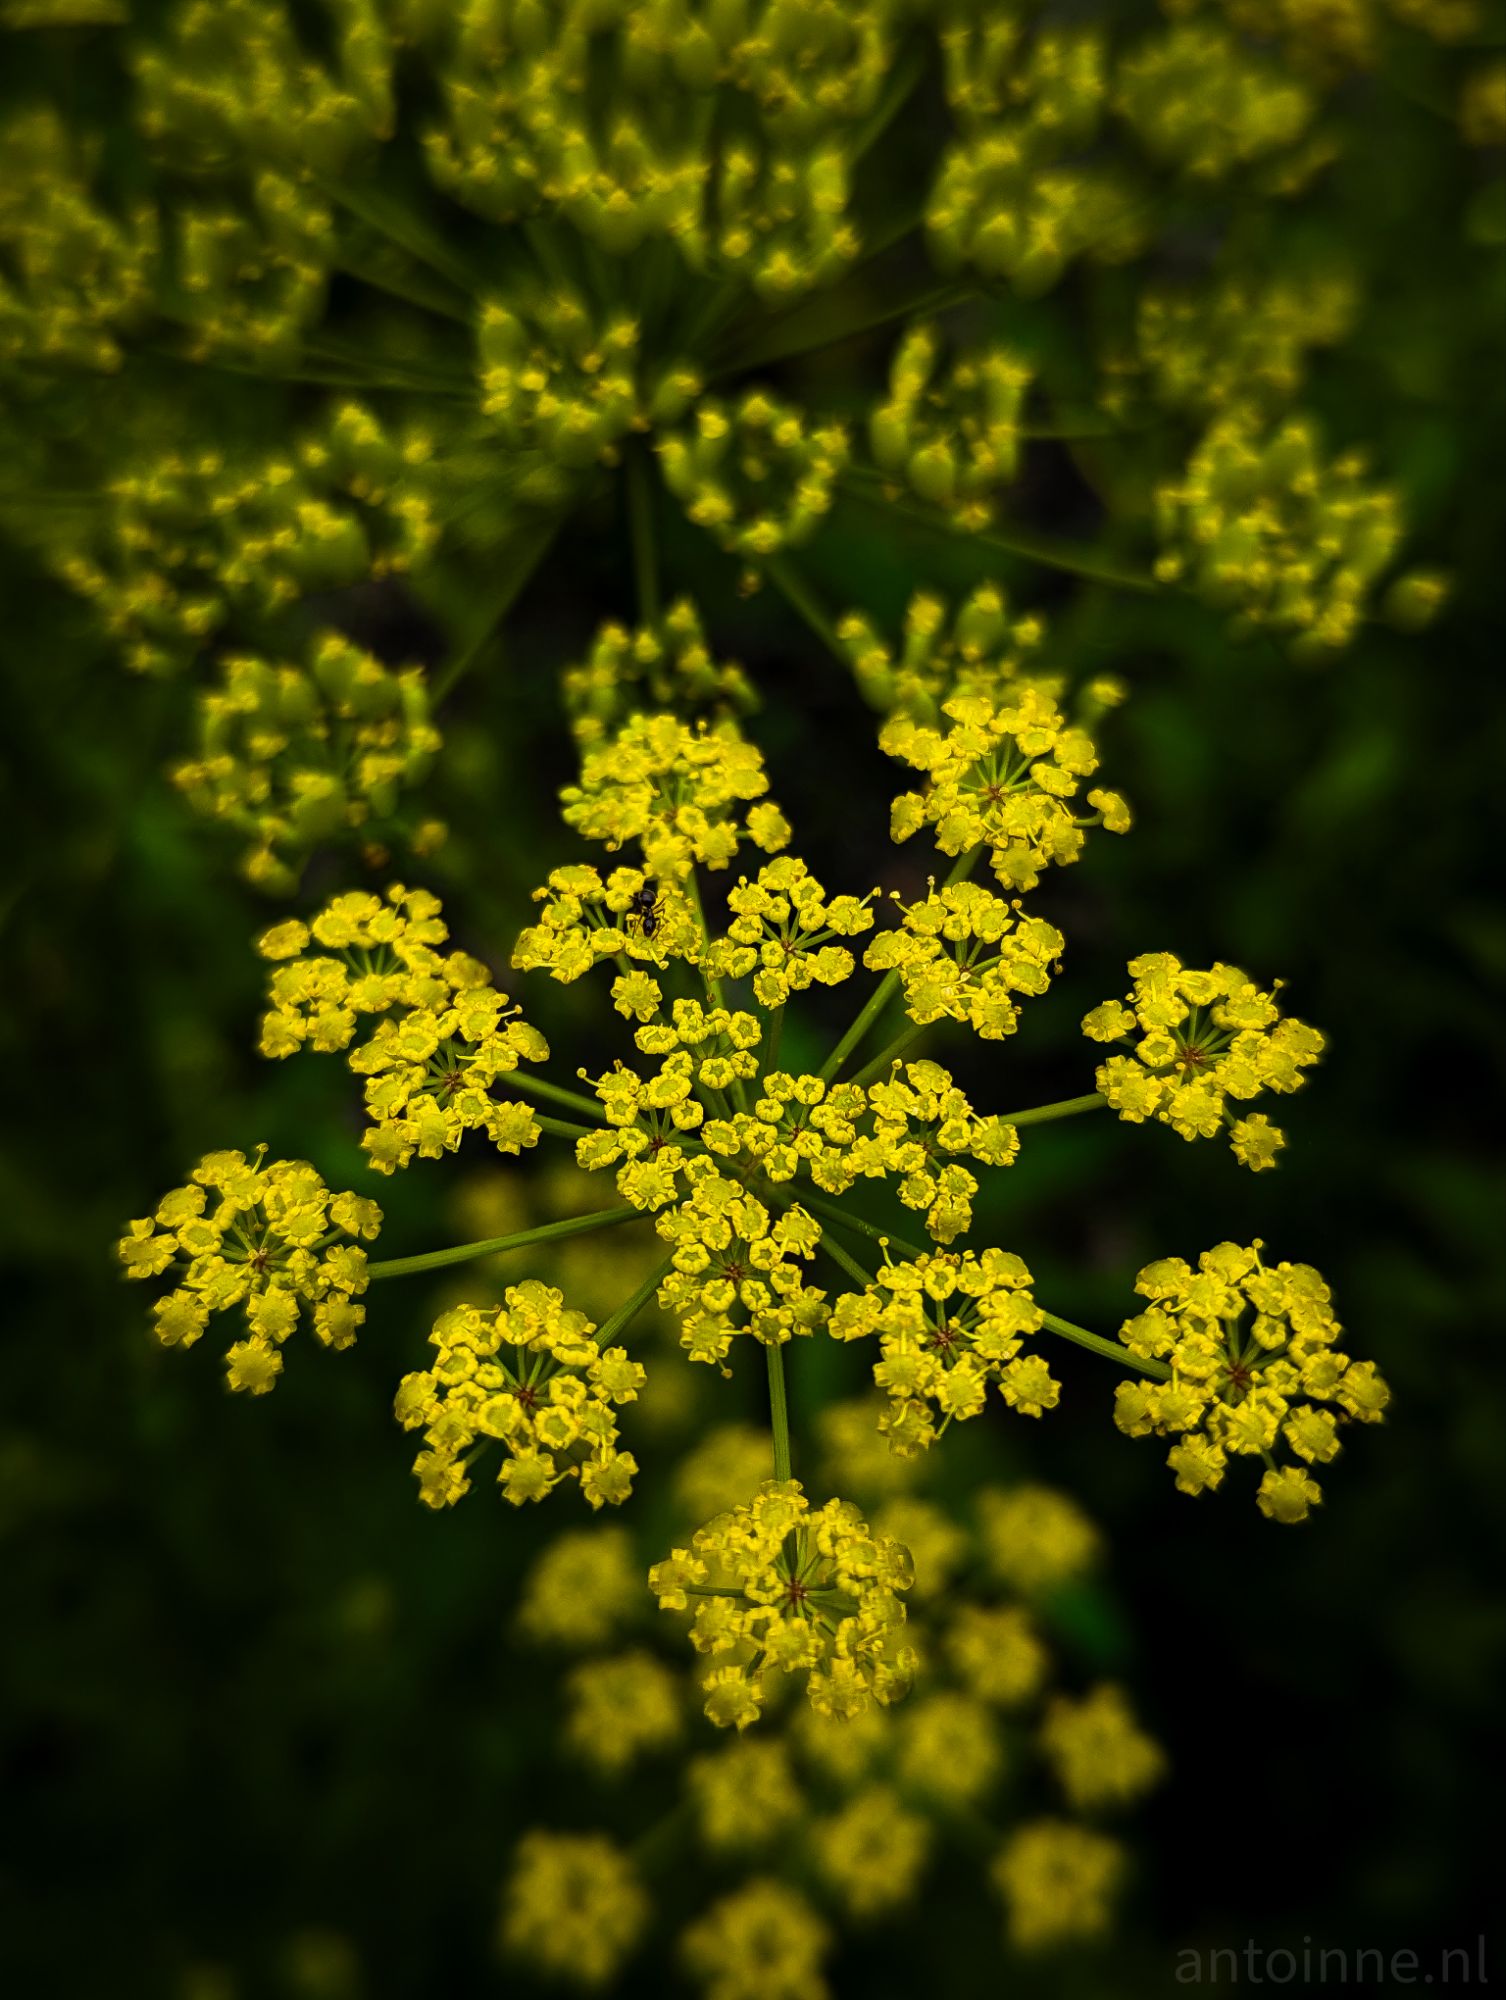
[{"left": 2, "top": 18, "right": 1503, "bottom": 1998}]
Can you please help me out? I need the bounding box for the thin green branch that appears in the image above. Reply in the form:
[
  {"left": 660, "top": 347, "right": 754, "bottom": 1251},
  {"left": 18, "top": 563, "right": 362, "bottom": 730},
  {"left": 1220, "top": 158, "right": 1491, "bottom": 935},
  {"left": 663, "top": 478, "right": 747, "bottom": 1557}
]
[
  {"left": 1039, "top": 1309, "right": 1171, "bottom": 1381},
  {"left": 846, "top": 1020, "right": 927, "bottom": 1090},
  {"left": 505, "top": 1071, "right": 610, "bottom": 1122},
  {"left": 368, "top": 1204, "right": 642, "bottom": 1280},
  {"left": 534, "top": 1113, "right": 599, "bottom": 1141},
  {"left": 840, "top": 471, "right": 1158, "bottom": 594},
  {"left": 432, "top": 515, "right": 559, "bottom": 703},
  {"left": 764, "top": 556, "right": 847, "bottom": 663},
  {"left": 997, "top": 1093, "right": 1106, "bottom": 1128},
  {"left": 596, "top": 1253, "right": 676, "bottom": 1347},
  {"left": 766, "top": 1340, "right": 793, "bottom": 1483},
  {"left": 626, "top": 443, "right": 661, "bottom": 625},
  {"left": 816, "top": 1224, "right": 876, "bottom": 1291}
]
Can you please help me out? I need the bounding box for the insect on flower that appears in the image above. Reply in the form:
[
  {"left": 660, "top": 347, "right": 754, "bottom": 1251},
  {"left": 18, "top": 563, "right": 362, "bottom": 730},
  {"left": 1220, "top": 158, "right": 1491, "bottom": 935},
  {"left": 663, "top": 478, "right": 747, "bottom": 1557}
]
[{"left": 625, "top": 883, "right": 666, "bottom": 941}]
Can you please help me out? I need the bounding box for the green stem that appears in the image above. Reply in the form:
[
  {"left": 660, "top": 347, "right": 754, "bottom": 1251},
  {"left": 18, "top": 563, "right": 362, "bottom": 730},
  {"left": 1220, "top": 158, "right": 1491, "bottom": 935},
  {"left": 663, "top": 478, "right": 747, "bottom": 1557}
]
[
  {"left": 846, "top": 1020, "right": 927, "bottom": 1089},
  {"left": 816, "top": 1224, "right": 876, "bottom": 1291},
  {"left": 625, "top": 443, "right": 661, "bottom": 625},
  {"left": 765, "top": 556, "right": 847, "bottom": 664},
  {"left": 711, "top": 277, "right": 971, "bottom": 380},
  {"left": 800, "top": 1189, "right": 904, "bottom": 1260},
  {"left": 534, "top": 1113, "right": 598, "bottom": 1141},
  {"left": 840, "top": 472, "right": 1157, "bottom": 594},
  {"left": 998, "top": 1093, "right": 1106, "bottom": 1128},
  {"left": 818, "top": 847, "right": 980, "bottom": 1082},
  {"left": 1039, "top": 1310, "right": 1171, "bottom": 1381},
  {"left": 368, "top": 1205, "right": 642, "bottom": 1280},
  {"left": 505, "top": 1071, "right": 609, "bottom": 1122},
  {"left": 596, "top": 1252, "right": 676, "bottom": 1346},
  {"left": 763, "top": 1002, "right": 785, "bottom": 1078},
  {"left": 766, "top": 1339, "right": 794, "bottom": 1483},
  {"left": 433, "top": 516, "right": 559, "bottom": 703}
]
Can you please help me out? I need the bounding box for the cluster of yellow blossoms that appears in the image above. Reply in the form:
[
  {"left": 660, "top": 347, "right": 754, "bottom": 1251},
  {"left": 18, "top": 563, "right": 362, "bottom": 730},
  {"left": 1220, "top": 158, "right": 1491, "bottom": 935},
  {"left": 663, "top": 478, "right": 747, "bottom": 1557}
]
[
  {"left": 864, "top": 882, "right": 1063, "bottom": 1038},
  {"left": 883, "top": 686, "right": 1131, "bottom": 892},
  {"left": 117, "top": 1149, "right": 380, "bottom": 1393},
  {"left": 256, "top": 886, "right": 548, "bottom": 1173},
  {"left": 560, "top": 714, "right": 790, "bottom": 878},
  {"left": 1084, "top": 951, "right": 1324, "bottom": 1168},
  {"left": 832, "top": 1248, "right": 1056, "bottom": 1453},
  {"left": 1113, "top": 1243, "right": 1390, "bottom": 1522},
  {"left": 394, "top": 1280, "right": 644, "bottom": 1512},
  {"left": 504, "top": 1441, "right": 1165, "bottom": 1984},
  {"left": 649, "top": 1480, "right": 917, "bottom": 1729},
  {"left": 169, "top": 629, "right": 442, "bottom": 892}
]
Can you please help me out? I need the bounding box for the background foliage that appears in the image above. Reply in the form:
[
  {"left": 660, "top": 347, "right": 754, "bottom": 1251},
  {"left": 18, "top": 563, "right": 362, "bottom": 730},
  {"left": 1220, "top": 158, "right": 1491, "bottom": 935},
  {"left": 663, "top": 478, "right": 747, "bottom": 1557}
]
[{"left": 1, "top": 4, "right": 1502, "bottom": 1995}]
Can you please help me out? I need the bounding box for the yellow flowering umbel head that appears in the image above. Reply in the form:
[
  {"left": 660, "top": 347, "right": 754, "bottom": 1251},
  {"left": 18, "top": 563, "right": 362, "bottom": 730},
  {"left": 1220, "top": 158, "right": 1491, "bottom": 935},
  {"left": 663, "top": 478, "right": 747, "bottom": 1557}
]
[
  {"left": 649, "top": 1479, "right": 917, "bottom": 1729},
  {"left": 499, "top": 1831, "right": 646, "bottom": 1989},
  {"left": 117, "top": 1148, "right": 380, "bottom": 1393},
  {"left": 1084, "top": 951, "right": 1324, "bottom": 1168},
  {"left": 830, "top": 1247, "right": 1057, "bottom": 1455},
  {"left": 170, "top": 630, "right": 441, "bottom": 892},
  {"left": 708, "top": 856, "right": 876, "bottom": 1008},
  {"left": 870, "top": 323, "right": 1033, "bottom": 530},
  {"left": 1112, "top": 1242, "right": 1390, "bottom": 1522},
  {"left": 560, "top": 714, "right": 790, "bottom": 878},
  {"left": 393, "top": 1280, "right": 644, "bottom": 1511},
  {"left": 257, "top": 885, "right": 549, "bottom": 1174},
  {"left": 884, "top": 687, "right": 1129, "bottom": 892},
  {"left": 865, "top": 881, "right": 1063, "bottom": 1040},
  {"left": 838, "top": 582, "right": 1049, "bottom": 724},
  {"left": 563, "top": 600, "right": 757, "bottom": 751},
  {"left": 992, "top": 1819, "right": 1124, "bottom": 1951},
  {"left": 655, "top": 1167, "right": 829, "bottom": 1367}
]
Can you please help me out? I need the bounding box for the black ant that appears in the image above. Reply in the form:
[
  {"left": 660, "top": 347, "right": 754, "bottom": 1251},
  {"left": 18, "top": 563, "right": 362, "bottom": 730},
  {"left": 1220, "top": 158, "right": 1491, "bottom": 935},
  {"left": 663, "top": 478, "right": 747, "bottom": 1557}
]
[{"left": 625, "top": 883, "right": 666, "bottom": 940}]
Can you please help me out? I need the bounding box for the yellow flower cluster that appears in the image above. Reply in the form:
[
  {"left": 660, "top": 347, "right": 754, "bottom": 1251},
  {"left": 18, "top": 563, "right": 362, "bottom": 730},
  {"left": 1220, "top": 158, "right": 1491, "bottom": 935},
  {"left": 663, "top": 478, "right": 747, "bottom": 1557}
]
[
  {"left": 563, "top": 1650, "right": 683, "bottom": 1776},
  {"left": 516, "top": 1524, "right": 643, "bottom": 1651},
  {"left": 1116, "top": 22, "right": 1314, "bottom": 179},
  {"left": 0, "top": 107, "right": 157, "bottom": 372},
  {"left": 975, "top": 1484, "right": 1102, "bottom": 1596},
  {"left": 1112, "top": 267, "right": 1356, "bottom": 418},
  {"left": 830, "top": 1249, "right": 1056, "bottom": 1456},
  {"left": 560, "top": 714, "right": 790, "bottom": 878},
  {"left": 1084, "top": 952, "right": 1323, "bottom": 1169},
  {"left": 929, "top": 26, "right": 1142, "bottom": 295},
  {"left": 655, "top": 1168, "right": 829, "bottom": 1366},
  {"left": 657, "top": 391, "right": 848, "bottom": 564},
  {"left": 169, "top": 629, "right": 442, "bottom": 892},
  {"left": 1040, "top": 1684, "right": 1167, "bottom": 1810},
  {"left": 589, "top": 1051, "right": 1014, "bottom": 1248},
  {"left": 117, "top": 1148, "right": 380, "bottom": 1394},
  {"left": 838, "top": 583, "right": 1049, "bottom": 723},
  {"left": 562, "top": 601, "right": 758, "bottom": 751},
  {"left": 1113, "top": 1242, "right": 1389, "bottom": 1522},
  {"left": 1154, "top": 410, "right": 1404, "bottom": 653},
  {"left": 133, "top": 0, "right": 391, "bottom": 180},
  {"left": 864, "top": 882, "right": 1063, "bottom": 1039},
  {"left": 884, "top": 688, "right": 1130, "bottom": 892},
  {"left": 707, "top": 857, "right": 876, "bottom": 1008},
  {"left": 53, "top": 402, "right": 440, "bottom": 676},
  {"left": 257, "top": 885, "right": 548, "bottom": 1173},
  {"left": 499, "top": 1831, "right": 646, "bottom": 1990},
  {"left": 649, "top": 1480, "right": 916, "bottom": 1728},
  {"left": 1169, "top": 0, "right": 1479, "bottom": 81},
  {"left": 682, "top": 1879, "right": 830, "bottom": 2000},
  {"left": 993, "top": 1820, "right": 1123, "bottom": 1951},
  {"left": 414, "top": 0, "right": 883, "bottom": 298},
  {"left": 869, "top": 324, "right": 1032, "bottom": 530},
  {"left": 476, "top": 287, "right": 700, "bottom": 500},
  {"left": 513, "top": 863, "right": 704, "bottom": 989},
  {"left": 393, "top": 1280, "right": 644, "bottom": 1511}
]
